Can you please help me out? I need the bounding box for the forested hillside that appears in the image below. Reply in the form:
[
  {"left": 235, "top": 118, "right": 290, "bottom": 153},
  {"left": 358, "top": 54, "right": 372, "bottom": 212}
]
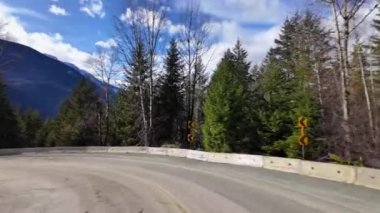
[
  {"left": 0, "top": 39, "right": 117, "bottom": 117},
  {"left": 1, "top": 1, "right": 379, "bottom": 167}
]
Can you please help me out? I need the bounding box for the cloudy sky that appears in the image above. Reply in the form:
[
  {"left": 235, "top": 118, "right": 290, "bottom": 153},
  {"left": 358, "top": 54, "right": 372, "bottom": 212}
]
[{"left": 0, "top": 0, "right": 376, "bottom": 77}]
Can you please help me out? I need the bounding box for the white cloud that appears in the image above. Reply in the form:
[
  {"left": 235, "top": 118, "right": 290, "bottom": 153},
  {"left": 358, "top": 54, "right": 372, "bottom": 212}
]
[
  {"left": 120, "top": 7, "right": 185, "bottom": 35},
  {"left": 176, "top": 0, "right": 292, "bottom": 24},
  {"left": 203, "top": 20, "right": 281, "bottom": 72},
  {"left": 49, "top": 5, "right": 69, "bottom": 16},
  {"left": 165, "top": 20, "right": 186, "bottom": 35},
  {"left": 172, "top": 0, "right": 297, "bottom": 73},
  {"left": 119, "top": 8, "right": 133, "bottom": 23},
  {"left": 80, "top": 0, "right": 105, "bottom": 18},
  {"left": 202, "top": 2, "right": 377, "bottom": 74},
  {"left": 0, "top": 1, "right": 46, "bottom": 20},
  {"left": 320, "top": 1, "right": 376, "bottom": 52},
  {"left": 119, "top": 6, "right": 170, "bottom": 26},
  {"left": 119, "top": 7, "right": 162, "bottom": 26},
  {"left": 95, "top": 38, "right": 117, "bottom": 49},
  {"left": 0, "top": 3, "right": 94, "bottom": 73},
  {"left": 350, "top": 3, "right": 377, "bottom": 44}
]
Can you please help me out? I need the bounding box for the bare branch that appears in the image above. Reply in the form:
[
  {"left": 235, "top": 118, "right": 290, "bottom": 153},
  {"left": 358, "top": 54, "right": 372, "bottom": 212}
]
[{"left": 349, "top": 3, "right": 379, "bottom": 34}]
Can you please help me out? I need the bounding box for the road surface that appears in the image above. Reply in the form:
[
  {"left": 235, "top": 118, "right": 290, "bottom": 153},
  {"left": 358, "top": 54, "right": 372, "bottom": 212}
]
[{"left": 0, "top": 153, "right": 379, "bottom": 213}]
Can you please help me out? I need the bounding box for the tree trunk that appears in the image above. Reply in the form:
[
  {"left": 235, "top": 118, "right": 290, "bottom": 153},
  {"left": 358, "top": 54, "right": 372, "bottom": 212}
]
[
  {"left": 341, "top": 0, "right": 352, "bottom": 159},
  {"left": 186, "top": 37, "right": 192, "bottom": 148},
  {"left": 149, "top": 60, "right": 153, "bottom": 145},
  {"left": 331, "top": 1, "right": 351, "bottom": 158},
  {"left": 358, "top": 47, "right": 375, "bottom": 141},
  {"left": 139, "top": 76, "right": 149, "bottom": 147},
  {"left": 104, "top": 86, "right": 110, "bottom": 146},
  {"left": 369, "top": 58, "right": 378, "bottom": 135},
  {"left": 315, "top": 61, "right": 324, "bottom": 117}
]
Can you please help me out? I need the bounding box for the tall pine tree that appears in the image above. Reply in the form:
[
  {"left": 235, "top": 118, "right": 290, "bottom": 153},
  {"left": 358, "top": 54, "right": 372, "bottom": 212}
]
[
  {"left": 155, "top": 39, "right": 184, "bottom": 146},
  {"left": 255, "top": 54, "right": 294, "bottom": 156},
  {"left": 109, "top": 40, "right": 149, "bottom": 146},
  {"left": 109, "top": 88, "right": 140, "bottom": 146},
  {"left": 202, "top": 50, "right": 253, "bottom": 153},
  {"left": 46, "top": 79, "right": 101, "bottom": 146},
  {"left": 17, "top": 109, "right": 43, "bottom": 147},
  {"left": 232, "top": 39, "right": 251, "bottom": 82},
  {"left": 255, "top": 12, "right": 324, "bottom": 158}
]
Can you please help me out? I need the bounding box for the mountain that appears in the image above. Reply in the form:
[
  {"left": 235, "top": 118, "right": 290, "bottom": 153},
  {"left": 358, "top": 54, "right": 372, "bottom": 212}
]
[{"left": 0, "top": 39, "right": 116, "bottom": 118}]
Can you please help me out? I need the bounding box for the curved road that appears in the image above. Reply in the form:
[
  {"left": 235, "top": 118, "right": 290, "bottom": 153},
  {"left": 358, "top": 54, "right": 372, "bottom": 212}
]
[{"left": 0, "top": 153, "right": 379, "bottom": 213}]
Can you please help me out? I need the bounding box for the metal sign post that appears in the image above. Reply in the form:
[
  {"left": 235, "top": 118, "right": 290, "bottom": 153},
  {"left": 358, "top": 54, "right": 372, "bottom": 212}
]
[{"left": 302, "top": 144, "right": 305, "bottom": 160}]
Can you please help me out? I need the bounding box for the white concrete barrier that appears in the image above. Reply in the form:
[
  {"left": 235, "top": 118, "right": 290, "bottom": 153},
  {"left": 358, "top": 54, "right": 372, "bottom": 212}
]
[
  {"left": 301, "top": 161, "right": 356, "bottom": 183},
  {"left": 355, "top": 167, "right": 380, "bottom": 190},
  {"left": 19, "top": 147, "right": 50, "bottom": 153},
  {"left": 1, "top": 146, "right": 380, "bottom": 191},
  {"left": 0, "top": 148, "right": 22, "bottom": 155},
  {"left": 108, "top": 146, "right": 135, "bottom": 153},
  {"left": 58, "top": 147, "right": 88, "bottom": 153},
  {"left": 233, "top": 154, "right": 263, "bottom": 167},
  {"left": 207, "top": 152, "right": 234, "bottom": 164},
  {"left": 0, "top": 147, "right": 86, "bottom": 155},
  {"left": 167, "top": 148, "right": 189, "bottom": 158},
  {"left": 186, "top": 150, "right": 208, "bottom": 161},
  {"left": 148, "top": 147, "right": 168, "bottom": 156},
  {"left": 41, "top": 147, "right": 62, "bottom": 154},
  {"left": 123, "top": 146, "right": 148, "bottom": 154},
  {"left": 263, "top": 156, "right": 301, "bottom": 173},
  {"left": 85, "top": 146, "right": 109, "bottom": 153}
]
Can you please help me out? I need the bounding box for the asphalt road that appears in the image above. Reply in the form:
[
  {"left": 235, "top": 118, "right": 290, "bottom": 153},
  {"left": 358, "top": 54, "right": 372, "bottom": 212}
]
[{"left": 0, "top": 153, "right": 379, "bottom": 213}]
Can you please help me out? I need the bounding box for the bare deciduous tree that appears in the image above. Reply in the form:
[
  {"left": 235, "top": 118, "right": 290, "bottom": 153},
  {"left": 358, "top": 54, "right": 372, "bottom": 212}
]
[
  {"left": 115, "top": 0, "right": 167, "bottom": 146},
  {"left": 115, "top": 15, "right": 149, "bottom": 146},
  {"left": 356, "top": 41, "right": 375, "bottom": 140},
  {"left": 180, "top": 2, "right": 211, "bottom": 147},
  {"left": 320, "top": 0, "right": 378, "bottom": 159},
  {"left": 141, "top": 0, "right": 166, "bottom": 145},
  {"left": 91, "top": 47, "right": 119, "bottom": 146},
  {"left": 117, "top": 0, "right": 166, "bottom": 146}
]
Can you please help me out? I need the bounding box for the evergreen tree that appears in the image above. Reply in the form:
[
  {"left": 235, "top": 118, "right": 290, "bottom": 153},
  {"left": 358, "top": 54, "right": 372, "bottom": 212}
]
[
  {"left": 272, "top": 15, "right": 299, "bottom": 80},
  {"left": 255, "top": 12, "right": 324, "bottom": 158},
  {"left": 109, "top": 88, "right": 140, "bottom": 146},
  {"left": 255, "top": 56, "right": 294, "bottom": 156},
  {"left": 108, "top": 40, "right": 149, "bottom": 146},
  {"left": 0, "top": 76, "right": 21, "bottom": 148},
  {"left": 202, "top": 52, "right": 253, "bottom": 153},
  {"left": 127, "top": 40, "right": 150, "bottom": 146},
  {"left": 18, "top": 109, "right": 43, "bottom": 147},
  {"left": 34, "top": 119, "right": 55, "bottom": 147},
  {"left": 48, "top": 79, "right": 101, "bottom": 146},
  {"left": 192, "top": 57, "right": 208, "bottom": 149},
  {"left": 279, "top": 53, "right": 320, "bottom": 158},
  {"left": 155, "top": 39, "right": 184, "bottom": 146},
  {"left": 232, "top": 39, "right": 251, "bottom": 81}
]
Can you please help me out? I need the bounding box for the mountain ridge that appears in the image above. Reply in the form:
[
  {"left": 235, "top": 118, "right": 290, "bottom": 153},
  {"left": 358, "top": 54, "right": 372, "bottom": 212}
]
[{"left": 0, "top": 39, "right": 116, "bottom": 118}]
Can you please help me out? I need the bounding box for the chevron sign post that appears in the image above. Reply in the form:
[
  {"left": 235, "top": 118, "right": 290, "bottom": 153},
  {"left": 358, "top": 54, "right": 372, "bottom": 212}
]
[{"left": 297, "top": 116, "right": 308, "bottom": 159}]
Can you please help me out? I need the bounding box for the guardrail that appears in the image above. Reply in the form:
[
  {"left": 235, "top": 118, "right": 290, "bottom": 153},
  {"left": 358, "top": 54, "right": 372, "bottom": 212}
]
[{"left": 0, "top": 146, "right": 379, "bottom": 190}]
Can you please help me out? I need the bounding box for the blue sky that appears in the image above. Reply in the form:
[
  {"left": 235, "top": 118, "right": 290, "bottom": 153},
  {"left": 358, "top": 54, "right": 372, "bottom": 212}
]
[{"left": 0, "top": 0, "right": 374, "bottom": 79}]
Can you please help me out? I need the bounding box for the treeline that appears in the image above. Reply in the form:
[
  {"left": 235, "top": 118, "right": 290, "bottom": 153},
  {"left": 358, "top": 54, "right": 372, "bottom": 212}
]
[{"left": 1, "top": 1, "right": 380, "bottom": 167}]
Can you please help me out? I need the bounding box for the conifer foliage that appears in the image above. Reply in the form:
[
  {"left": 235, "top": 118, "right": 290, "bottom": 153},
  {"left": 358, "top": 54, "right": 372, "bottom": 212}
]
[
  {"left": 155, "top": 39, "right": 184, "bottom": 146},
  {"left": 202, "top": 43, "right": 253, "bottom": 153}
]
